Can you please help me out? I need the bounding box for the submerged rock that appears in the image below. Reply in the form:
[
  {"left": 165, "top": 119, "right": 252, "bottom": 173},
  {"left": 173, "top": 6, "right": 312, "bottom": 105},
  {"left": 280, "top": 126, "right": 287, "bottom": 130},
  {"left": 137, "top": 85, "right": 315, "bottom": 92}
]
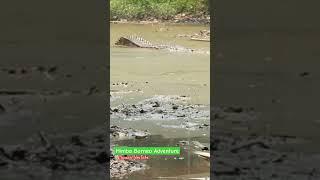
[{"left": 110, "top": 125, "right": 150, "bottom": 140}]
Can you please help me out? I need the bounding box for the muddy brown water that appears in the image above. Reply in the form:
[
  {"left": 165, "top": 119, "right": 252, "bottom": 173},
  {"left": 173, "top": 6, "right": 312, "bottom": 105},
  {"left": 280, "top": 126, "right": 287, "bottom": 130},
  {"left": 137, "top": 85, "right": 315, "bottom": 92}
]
[
  {"left": 111, "top": 24, "right": 210, "bottom": 179},
  {"left": 111, "top": 23, "right": 210, "bottom": 105}
]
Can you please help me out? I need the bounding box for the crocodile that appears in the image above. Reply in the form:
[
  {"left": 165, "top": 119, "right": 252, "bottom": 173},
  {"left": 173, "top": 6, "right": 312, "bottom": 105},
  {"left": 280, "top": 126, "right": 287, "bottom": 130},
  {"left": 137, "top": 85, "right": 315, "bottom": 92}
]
[{"left": 115, "top": 35, "right": 209, "bottom": 54}]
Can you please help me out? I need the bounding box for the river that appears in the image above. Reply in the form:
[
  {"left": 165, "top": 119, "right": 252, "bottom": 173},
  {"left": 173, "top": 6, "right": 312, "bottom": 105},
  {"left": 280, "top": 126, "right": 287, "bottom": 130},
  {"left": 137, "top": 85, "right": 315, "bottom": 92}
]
[{"left": 110, "top": 23, "right": 210, "bottom": 179}]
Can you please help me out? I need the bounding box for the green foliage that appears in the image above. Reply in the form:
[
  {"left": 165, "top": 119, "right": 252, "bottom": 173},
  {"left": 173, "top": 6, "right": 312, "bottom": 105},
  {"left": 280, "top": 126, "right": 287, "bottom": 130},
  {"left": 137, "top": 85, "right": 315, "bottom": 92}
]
[{"left": 110, "top": 0, "right": 209, "bottom": 20}]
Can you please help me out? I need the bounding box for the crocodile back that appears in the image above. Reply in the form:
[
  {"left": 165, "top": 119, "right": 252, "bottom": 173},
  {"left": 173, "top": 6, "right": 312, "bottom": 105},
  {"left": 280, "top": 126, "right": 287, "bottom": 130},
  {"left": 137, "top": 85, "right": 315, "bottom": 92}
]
[{"left": 115, "top": 35, "right": 157, "bottom": 49}]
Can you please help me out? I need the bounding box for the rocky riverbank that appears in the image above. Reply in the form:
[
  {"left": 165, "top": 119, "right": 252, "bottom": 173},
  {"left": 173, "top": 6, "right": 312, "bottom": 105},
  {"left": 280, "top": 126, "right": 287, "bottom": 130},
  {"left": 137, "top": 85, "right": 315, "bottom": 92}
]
[
  {"left": 110, "top": 126, "right": 150, "bottom": 179},
  {"left": 110, "top": 13, "right": 210, "bottom": 25}
]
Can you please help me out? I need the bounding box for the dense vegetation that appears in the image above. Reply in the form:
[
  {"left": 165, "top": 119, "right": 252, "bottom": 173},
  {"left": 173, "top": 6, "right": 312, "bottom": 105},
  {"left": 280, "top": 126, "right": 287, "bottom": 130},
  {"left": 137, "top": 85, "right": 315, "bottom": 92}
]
[{"left": 110, "top": 0, "right": 209, "bottom": 20}]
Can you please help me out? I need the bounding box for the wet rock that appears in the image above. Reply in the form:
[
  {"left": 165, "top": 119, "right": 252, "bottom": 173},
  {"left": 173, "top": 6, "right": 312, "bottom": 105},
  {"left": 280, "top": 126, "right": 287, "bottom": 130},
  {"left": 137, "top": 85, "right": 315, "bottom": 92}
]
[
  {"left": 110, "top": 158, "right": 147, "bottom": 179},
  {"left": 111, "top": 95, "right": 209, "bottom": 121},
  {"left": 152, "top": 101, "right": 160, "bottom": 107},
  {"left": 172, "top": 105, "right": 179, "bottom": 110},
  {"left": 110, "top": 125, "right": 150, "bottom": 140},
  {"left": 112, "top": 108, "right": 119, "bottom": 113}
]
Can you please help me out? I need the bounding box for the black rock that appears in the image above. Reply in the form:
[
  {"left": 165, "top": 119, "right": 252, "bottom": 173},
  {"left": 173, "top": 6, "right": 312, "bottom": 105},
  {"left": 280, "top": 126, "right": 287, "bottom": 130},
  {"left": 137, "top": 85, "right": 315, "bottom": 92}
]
[
  {"left": 172, "top": 105, "right": 179, "bottom": 110},
  {"left": 152, "top": 102, "right": 160, "bottom": 107}
]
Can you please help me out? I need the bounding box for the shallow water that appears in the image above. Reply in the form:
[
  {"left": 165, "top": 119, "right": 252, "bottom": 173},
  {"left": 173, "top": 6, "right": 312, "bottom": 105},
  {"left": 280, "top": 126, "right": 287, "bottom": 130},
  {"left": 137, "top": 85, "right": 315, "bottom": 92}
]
[{"left": 110, "top": 23, "right": 210, "bottom": 179}]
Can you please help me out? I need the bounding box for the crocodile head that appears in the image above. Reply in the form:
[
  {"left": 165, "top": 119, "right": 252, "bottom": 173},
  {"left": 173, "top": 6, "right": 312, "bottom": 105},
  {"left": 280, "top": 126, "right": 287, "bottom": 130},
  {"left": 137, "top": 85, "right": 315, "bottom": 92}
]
[{"left": 115, "top": 37, "right": 141, "bottom": 47}]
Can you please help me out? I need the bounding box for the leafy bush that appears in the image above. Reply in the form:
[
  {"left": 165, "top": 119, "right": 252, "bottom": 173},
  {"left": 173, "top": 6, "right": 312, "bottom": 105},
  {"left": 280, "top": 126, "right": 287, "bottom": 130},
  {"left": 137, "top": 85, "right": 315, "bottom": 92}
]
[{"left": 110, "top": 0, "right": 209, "bottom": 20}]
